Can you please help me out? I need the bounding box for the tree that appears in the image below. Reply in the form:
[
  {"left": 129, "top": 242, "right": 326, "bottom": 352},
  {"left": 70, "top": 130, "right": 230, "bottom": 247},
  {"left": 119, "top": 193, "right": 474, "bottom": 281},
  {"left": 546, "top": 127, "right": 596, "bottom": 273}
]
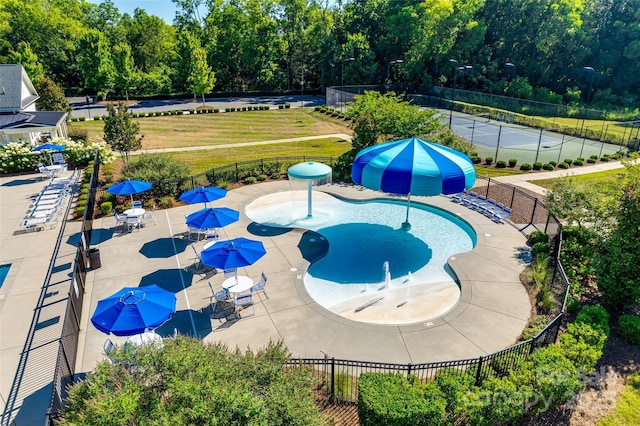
[
  {"left": 174, "top": 30, "right": 201, "bottom": 94},
  {"left": 103, "top": 102, "right": 143, "bottom": 163},
  {"left": 347, "top": 91, "right": 442, "bottom": 151},
  {"left": 112, "top": 42, "right": 136, "bottom": 100},
  {"left": 78, "top": 30, "right": 116, "bottom": 100},
  {"left": 595, "top": 155, "right": 640, "bottom": 310},
  {"left": 58, "top": 338, "right": 324, "bottom": 425},
  {"left": 8, "top": 41, "right": 44, "bottom": 84},
  {"left": 35, "top": 76, "right": 72, "bottom": 113},
  {"left": 188, "top": 46, "right": 216, "bottom": 106}
]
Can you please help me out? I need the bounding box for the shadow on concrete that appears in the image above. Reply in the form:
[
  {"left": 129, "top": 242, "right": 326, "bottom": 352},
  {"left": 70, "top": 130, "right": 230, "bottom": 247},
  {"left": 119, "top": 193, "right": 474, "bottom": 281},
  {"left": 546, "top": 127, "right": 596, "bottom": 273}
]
[
  {"left": 297, "top": 230, "right": 329, "bottom": 263},
  {"left": 139, "top": 268, "right": 193, "bottom": 293},
  {"left": 155, "top": 309, "right": 212, "bottom": 338},
  {"left": 66, "top": 229, "right": 115, "bottom": 247},
  {"left": 1, "top": 178, "right": 40, "bottom": 187},
  {"left": 247, "top": 222, "right": 292, "bottom": 237},
  {"left": 4, "top": 382, "right": 51, "bottom": 425},
  {"left": 139, "top": 237, "right": 189, "bottom": 258}
]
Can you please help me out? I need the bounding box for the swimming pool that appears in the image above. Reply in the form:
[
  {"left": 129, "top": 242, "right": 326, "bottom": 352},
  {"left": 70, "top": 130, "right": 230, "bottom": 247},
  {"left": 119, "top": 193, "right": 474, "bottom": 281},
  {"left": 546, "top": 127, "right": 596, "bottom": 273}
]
[
  {"left": 0, "top": 263, "right": 11, "bottom": 289},
  {"left": 245, "top": 191, "right": 476, "bottom": 324}
]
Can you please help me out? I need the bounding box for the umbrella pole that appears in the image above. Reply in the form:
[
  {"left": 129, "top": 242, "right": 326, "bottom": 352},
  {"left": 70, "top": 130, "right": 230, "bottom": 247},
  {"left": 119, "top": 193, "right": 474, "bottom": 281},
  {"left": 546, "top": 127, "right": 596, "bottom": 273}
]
[
  {"left": 307, "top": 179, "right": 312, "bottom": 217},
  {"left": 402, "top": 194, "right": 412, "bottom": 230}
]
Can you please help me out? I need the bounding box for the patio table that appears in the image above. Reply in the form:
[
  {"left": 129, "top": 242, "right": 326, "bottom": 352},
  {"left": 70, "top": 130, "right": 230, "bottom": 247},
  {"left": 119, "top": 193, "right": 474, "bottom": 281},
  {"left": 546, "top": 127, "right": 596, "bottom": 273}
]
[
  {"left": 127, "top": 331, "right": 164, "bottom": 348},
  {"left": 222, "top": 275, "right": 253, "bottom": 294},
  {"left": 123, "top": 208, "right": 145, "bottom": 218}
]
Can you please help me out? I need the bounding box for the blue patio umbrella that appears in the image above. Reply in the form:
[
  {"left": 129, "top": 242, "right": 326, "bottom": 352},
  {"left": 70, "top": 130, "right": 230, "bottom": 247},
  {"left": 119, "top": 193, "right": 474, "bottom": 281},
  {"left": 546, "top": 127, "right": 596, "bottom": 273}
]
[
  {"left": 90, "top": 284, "right": 176, "bottom": 336},
  {"left": 186, "top": 207, "right": 239, "bottom": 229},
  {"left": 31, "top": 143, "right": 66, "bottom": 165},
  {"left": 179, "top": 186, "right": 227, "bottom": 207},
  {"left": 107, "top": 179, "right": 153, "bottom": 204},
  {"left": 351, "top": 136, "right": 476, "bottom": 229},
  {"left": 201, "top": 237, "right": 266, "bottom": 270}
]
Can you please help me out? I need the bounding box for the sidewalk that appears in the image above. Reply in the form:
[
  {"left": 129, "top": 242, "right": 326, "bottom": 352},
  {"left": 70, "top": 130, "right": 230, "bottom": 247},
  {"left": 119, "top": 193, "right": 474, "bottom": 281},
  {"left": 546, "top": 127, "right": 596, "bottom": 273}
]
[{"left": 491, "top": 160, "right": 624, "bottom": 196}]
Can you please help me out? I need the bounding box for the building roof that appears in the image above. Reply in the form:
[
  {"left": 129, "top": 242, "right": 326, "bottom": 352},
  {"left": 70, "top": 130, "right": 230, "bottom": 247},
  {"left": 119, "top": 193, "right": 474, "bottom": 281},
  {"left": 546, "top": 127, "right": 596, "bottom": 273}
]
[
  {"left": 0, "top": 111, "right": 67, "bottom": 130},
  {"left": 0, "top": 65, "right": 39, "bottom": 113}
]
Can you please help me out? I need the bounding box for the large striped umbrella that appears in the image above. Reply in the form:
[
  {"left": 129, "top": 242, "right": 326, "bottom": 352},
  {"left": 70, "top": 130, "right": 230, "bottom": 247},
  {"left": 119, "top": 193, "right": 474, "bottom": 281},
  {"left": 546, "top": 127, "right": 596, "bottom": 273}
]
[{"left": 351, "top": 136, "right": 475, "bottom": 228}]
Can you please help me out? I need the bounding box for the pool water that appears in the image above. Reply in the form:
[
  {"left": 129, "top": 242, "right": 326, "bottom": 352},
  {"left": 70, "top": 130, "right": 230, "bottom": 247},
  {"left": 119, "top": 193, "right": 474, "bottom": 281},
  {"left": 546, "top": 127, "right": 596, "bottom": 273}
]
[
  {"left": 246, "top": 191, "right": 476, "bottom": 324},
  {"left": 0, "top": 264, "right": 11, "bottom": 289}
]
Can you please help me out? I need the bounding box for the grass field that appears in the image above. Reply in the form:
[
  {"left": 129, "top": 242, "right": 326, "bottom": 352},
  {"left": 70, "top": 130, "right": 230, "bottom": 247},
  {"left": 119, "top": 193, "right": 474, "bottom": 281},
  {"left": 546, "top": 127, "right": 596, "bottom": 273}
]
[
  {"left": 532, "top": 168, "right": 625, "bottom": 190},
  {"left": 70, "top": 109, "right": 353, "bottom": 149}
]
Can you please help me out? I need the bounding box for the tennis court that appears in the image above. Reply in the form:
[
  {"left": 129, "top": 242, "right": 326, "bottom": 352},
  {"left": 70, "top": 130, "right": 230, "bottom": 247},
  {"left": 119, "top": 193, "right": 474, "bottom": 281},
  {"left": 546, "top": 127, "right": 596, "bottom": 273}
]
[{"left": 447, "top": 113, "right": 625, "bottom": 165}]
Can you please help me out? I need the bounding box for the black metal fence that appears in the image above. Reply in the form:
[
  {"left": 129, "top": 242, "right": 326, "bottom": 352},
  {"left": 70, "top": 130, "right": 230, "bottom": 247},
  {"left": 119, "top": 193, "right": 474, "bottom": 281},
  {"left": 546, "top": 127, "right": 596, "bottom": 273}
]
[
  {"left": 46, "top": 155, "right": 100, "bottom": 423},
  {"left": 286, "top": 176, "right": 569, "bottom": 403}
]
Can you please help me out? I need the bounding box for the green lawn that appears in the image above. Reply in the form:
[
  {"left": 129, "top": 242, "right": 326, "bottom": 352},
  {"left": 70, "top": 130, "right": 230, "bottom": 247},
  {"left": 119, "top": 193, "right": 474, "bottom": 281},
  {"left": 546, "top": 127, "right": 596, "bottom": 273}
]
[
  {"left": 70, "top": 109, "right": 353, "bottom": 150},
  {"left": 598, "top": 374, "right": 640, "bottom": 426},
  {"left": 159, "top": 137, "right": 352, "bottom": 175},
  {"left": 532, "top": 169, "right": 625, "bottom": 190}
]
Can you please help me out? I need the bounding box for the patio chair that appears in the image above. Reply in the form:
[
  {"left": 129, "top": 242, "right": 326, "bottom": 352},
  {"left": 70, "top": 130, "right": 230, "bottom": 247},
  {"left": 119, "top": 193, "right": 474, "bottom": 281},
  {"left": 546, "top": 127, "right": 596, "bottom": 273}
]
[
  {"left": 127, "top": 215, "right": 142, "bottom": 232},
  {"left": 52, "top": 152, "right": 67, "bottom": 168},
  {"left": 113, "top": 210, "right": 128, "bottom": 230},
  {"left": 449, "top": 191, "right": 466, "bottom": 203},
  {"left": 223, "top": 269, "right": 237, "bottom": 280},
  {"left": 208, "top": 281, "right": 230, "bottom": 314},
  {"left": 471, "top": 194, "right": 487, "bottom": 210},
  {"left": 142, "top": 205, "right": 157, "bottom": 226},
  {"left": 132, "top": 200, "right": 143, "bottom": 209},
  {"left": 37, "top": 164, "right": 54, "bottom": 180},
  {"left": 490, "top": 203, "right": 505, "bottom": 222},
  {"left": 233, "top": 292, "right": 255, "bottom": 319},
  {"left": 250, "top": 271, "right": 268, "bottom": 300},
  {"left": 103, "top": 338, "right": 116, "bottom": 363},
  {"left": 191, "top": 245, "right": 204, "bottom": 269},
  {"left": 187, "top": 225, "right": 203, "bottom": 241}
]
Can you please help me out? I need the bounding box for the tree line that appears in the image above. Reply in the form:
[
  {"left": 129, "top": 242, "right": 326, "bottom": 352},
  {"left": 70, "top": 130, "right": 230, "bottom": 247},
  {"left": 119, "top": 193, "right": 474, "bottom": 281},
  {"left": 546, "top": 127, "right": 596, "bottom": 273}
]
[{"left": 1, "top": 0, "right": 639, "bottom": 110}]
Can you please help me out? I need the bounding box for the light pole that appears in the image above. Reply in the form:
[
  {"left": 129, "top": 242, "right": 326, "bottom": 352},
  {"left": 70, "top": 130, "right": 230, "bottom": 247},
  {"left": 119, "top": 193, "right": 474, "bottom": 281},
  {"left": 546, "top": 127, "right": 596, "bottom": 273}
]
[
  {"left": 504, "top": 62, "right": 516, "bottom": 80},
  {"left": 386, "top": 59, "right": 403, "bottom": 91},
  {"left": 341, "top": 57, "right": 355, "bottom": 112},
  {"left": 583, "top": 66, "right": 595, "bottom": 104},
  {"left": 448, "top": 61, "right": 472, "bottom": 128}
]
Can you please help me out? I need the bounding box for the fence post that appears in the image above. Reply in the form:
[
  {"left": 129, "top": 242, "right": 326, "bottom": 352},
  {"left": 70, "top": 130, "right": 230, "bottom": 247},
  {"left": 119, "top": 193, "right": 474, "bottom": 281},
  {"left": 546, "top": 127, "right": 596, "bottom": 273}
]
[
  {"left": 235, "top": 163, "right": 239, "bottom": 183},
  {"left": 552, "top": 313, "right": 563, "bottom": 343},
  {"left": 530, "top": 199, "right": 538, "bottom": 228},
  {"left": 534, "top": 128, "right": 543, "bottom": 164},
  {"left": 494, "top": 126, "right": 502, "bottom": 162},
  {"left": 474, "top": 356, "right": 484, "bottom": 386},
  {"left": 407, "top": 363, "right": 412, "bottom": 377},
  {"left": 330, "top": 357, "right": 335, "bottom": 400},
  {"left": 529, "top": 336, "right": 537, "bottom": 354}
]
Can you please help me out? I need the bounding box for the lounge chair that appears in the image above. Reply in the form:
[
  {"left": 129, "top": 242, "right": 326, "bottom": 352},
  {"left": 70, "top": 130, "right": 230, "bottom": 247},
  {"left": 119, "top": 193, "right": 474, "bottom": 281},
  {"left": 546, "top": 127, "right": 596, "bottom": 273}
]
[
  {"left": 52, "top": 152, "right": 67, "bottom": 169},
  {"left": 471, "top": 194, "right": 487, "bottom": 210},
  {"left": 461, "top": 191, "right": 478, "bottom": 207},
  {"left": 496, "top": 207, "right": 512, "bottom": 222},
  {"left": 449, "top": 192, "right": 466, "bottom": 203},
  {"left": 250, "top": 271, "right": 268, "bottom": 300},
  {"left": 103, "top": 338, "right": 116, "bottom": 363},
  {"left": 481, "top": 198, "right": 497, "bottom": 216}
]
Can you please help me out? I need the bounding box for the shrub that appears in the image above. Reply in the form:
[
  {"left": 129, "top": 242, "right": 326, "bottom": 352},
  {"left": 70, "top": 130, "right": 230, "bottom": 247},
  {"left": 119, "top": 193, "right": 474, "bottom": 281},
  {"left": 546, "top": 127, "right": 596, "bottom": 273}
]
[
  {"left": 542, "top": 163, "right": 554, "bottom": 170},
  {"left": 520, "top": 163, "right": 532, "bottom": 171},
  {"left": 521, "top": 315, "right": 549, "bottom": 340},
  {"left": 75, "top": 206, "right": 85, "bottom": 218},
  {"left": 560, "top": 321, "right": 608, "bottom": 372},
  {"left": 358, "top": 373, "right": 447, "bottom": 426},
  {"left": 528, "top": 231, "right": 549, "bottom": 246},
  {"left": 123, "top": 154, "right": 190, "bottom": 199},
  {"left": 270, "top": 172, "right": 281, "bottom": 180},
  {"left": 256, "top": 174, "right": 268, "bottom": 181},
  {"left": 575, "top": 305, "right": 610, "bottom": 336},
  {"left": 564, "top": 158, "right": 573, "bottom": 165},
  {"left": 243, "top": 176, "right": 257, "bottom": 184},
  {"left": 558, "top": 162, "right": 569, "bottom": 169},
  {"left": 284, "top": 103, "right": 291, "bottom": 109},
  {"left": 472, "top": 156, "right": 482, "bottom": 164},
  {"left": 549, "top": 161, "right": 557, "bottom": 166},
  {"left": 587, "top": 157, "right": 597, "bottom": 163},
  {"left": 158, "top": 196, "right": 175, "bottom": 209},
  {"left": 484, "top": 157, "right": 493, "bottom": 165},
  {"left": 528, "top": 345, "right": 583, "bottom": 409},
  {"left": 618, "top": 315, "right": 640, "bottom": 344},
  {"left": 573, "top": 159, "right": 584, "bottom": 166},
  {"left": 434, "top": 368, "right": 475, "bottom": 414},
  {"left": 533, "top": 162, "right": 543, "bottom": 170},
  {"left": 496, "top": 160, "right": 507, "bottom": 168},
  {"left": 278, "top": 104, "right": 284, "bottom": 109},
  {"left": 532, "top": 242, "right": 551, "bottom": 255},
  {"left": 508, "top": 158, "right": 517, "bottom": 167},
  {"left": 214, "top": 108, "right": 219, "bottom": 113},
  {"left": 590, "top": 154, "right": 598, "bottom": 159},
  {"left": 100, "top": 202, "right": 113, "bottom": 216},
  {"left": 600, "top": 156, "right": 610, "bottom": 161}
]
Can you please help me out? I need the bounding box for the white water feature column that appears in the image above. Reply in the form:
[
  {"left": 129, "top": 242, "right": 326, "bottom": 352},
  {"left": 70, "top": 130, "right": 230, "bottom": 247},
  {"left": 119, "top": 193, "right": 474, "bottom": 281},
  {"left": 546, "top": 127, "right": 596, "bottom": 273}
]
[{"left": 287, "top": 162, "right": 332, "bottom": 218}]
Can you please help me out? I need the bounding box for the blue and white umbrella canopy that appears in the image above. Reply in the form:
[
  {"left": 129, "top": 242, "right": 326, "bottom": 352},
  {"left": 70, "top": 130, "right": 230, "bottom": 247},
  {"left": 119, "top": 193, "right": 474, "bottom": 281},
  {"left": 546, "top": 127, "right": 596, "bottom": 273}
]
[
  {"left": 90, "top": 284, "right": 176, "bottom": 336},
  {"left": 179, "top": 186, "right": 227, "bottom": 207},
  {"left": 185, "top": 207, "right": 239, "bottom": 230},
  {"left": 351, "top": 136, "right": 475, "bottom": 228},
  {"left": 31, "top": 143, "right": 66, "bottom": 152}
]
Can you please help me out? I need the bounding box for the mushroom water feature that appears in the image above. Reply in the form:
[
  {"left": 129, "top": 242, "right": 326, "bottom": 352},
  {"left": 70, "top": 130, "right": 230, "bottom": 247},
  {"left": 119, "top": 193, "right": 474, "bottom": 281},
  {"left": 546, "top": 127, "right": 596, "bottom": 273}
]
[
  {"left": 287, "top": 162, "right": 332, "bottom": 218},
  {"left": 351, "top": 137, "right": 476, "bottom": 230}
]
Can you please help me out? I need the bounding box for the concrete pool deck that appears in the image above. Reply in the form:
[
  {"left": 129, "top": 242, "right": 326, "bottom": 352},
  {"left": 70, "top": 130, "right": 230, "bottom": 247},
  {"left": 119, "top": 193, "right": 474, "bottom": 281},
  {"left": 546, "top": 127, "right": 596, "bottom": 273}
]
[
  {"left": 77, "top": 180, "right": 531, "bottom": 369},
  {"left": 0, "top": 175, "right": 531, "bottom": 423}
]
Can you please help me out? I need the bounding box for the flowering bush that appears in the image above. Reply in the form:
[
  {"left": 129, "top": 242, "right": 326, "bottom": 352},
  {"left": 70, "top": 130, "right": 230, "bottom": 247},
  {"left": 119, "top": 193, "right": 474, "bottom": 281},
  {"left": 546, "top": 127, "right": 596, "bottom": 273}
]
[{"left": 0, "top": 138, "right": 115, "bottom": 174}]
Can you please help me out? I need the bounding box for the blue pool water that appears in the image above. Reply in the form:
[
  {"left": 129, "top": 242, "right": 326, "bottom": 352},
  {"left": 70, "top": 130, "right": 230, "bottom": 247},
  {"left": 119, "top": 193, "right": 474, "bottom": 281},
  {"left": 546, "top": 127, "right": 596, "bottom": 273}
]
[
  {"left": 0, "top": 264, "right": 11, "bottom": 289},
  {"left": 246, "top": 192, "right": 476, "bottom": 310}
]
